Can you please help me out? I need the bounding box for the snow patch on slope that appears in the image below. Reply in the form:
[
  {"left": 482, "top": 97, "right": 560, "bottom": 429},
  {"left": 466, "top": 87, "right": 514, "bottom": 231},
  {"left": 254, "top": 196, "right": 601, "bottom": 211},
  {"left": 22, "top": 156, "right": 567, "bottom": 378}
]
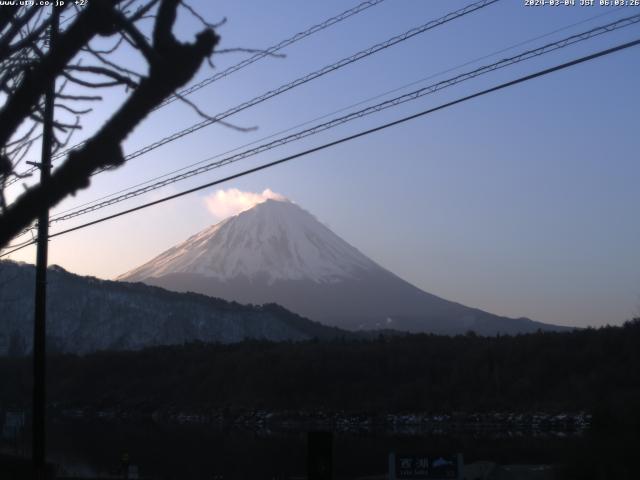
[{"left": 120, "top": 199, "right": 379, "bottom": 284}]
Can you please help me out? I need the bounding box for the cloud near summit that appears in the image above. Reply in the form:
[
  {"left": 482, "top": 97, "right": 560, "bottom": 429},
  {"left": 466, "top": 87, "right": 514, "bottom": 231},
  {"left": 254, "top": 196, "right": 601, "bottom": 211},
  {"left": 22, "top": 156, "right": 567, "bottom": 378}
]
[{"left": 204, "top": 188, "right": 287, "bottom": 218}]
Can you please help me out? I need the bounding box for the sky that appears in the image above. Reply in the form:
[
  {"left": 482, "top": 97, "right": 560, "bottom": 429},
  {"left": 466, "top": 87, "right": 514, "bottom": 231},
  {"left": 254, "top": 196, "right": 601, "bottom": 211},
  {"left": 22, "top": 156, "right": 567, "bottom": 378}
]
[{"left": 4, "top": 0, "right": 640, "bottom": 328}]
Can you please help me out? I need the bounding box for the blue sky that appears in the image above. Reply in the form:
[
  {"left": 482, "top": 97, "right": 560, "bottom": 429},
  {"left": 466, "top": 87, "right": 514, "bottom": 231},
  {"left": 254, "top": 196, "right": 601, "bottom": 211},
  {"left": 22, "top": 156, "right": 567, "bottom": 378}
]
[{"left": 5, "top": 0, "right": 640, "bottom": 327}]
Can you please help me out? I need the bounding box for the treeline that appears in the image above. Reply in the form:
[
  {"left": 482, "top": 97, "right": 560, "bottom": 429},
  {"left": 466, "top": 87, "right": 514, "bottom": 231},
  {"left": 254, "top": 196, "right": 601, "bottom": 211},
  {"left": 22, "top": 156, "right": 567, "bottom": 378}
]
[{"left": 1, "top": 320, "right": 639, "bottom": 427}]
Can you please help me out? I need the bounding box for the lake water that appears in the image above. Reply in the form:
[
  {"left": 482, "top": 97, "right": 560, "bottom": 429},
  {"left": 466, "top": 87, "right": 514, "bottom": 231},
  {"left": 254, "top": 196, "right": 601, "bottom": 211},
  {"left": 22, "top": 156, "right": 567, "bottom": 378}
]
[{"left": 14, "top": 417, "right": 630, "bottom": 479}]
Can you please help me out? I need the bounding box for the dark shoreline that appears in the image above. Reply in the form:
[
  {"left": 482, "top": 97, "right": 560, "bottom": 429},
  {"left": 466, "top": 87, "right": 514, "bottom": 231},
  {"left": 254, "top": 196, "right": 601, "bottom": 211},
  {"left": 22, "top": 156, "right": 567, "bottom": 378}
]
[{"left": 53, "top": 407, "right": 591, "bottom": 435}]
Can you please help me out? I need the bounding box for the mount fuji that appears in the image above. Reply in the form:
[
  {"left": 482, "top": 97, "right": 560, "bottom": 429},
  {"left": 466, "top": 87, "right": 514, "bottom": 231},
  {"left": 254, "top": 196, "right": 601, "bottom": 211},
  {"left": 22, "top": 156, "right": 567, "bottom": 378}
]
[{"left": 119, "top": 197, "right": 569, "bottom": 335}]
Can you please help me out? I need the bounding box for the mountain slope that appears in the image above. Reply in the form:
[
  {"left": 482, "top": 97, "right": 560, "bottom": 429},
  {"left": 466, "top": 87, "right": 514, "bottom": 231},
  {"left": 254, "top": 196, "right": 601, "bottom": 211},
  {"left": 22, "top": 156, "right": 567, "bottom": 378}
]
[
  {"left": 122, "top": 197, "right": 377, "bottom": 284},
  {"left": 120, "top": 199, "right": 570, "bottom": 335},
  {"left": 0, "top": 260, "right": 350, "bottom": 356}
]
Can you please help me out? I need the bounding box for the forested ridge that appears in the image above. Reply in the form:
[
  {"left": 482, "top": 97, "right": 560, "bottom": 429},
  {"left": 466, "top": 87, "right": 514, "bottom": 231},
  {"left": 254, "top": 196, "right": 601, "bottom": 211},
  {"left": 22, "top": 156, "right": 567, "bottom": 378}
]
[{"left": 1, "top": 320, "right": 639, "bottom": 428}]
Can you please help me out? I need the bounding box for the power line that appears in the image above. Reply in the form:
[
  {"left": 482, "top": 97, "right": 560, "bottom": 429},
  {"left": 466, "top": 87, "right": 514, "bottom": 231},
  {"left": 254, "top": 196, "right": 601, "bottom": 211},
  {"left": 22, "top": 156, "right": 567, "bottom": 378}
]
[
  {"left": 3, "top": 235, "right": 36, "bottom": 251},
  {"left": 92, "top": 0, "right": 499, "bottom": 174},
  {"left": 43, "top": 13, "right": 640, "bottom": 226},
  {"left": 3, "top": 36, "right": 638, "bottom": 258},
  {"left": 44, "top": 6, "right": 629, "bottom": 222},
  {"left": 9, "top": 0, "right": 499, "bottom": 185},
  {"left": 5, "top": 0, "right": 388, "bottom": 186},
  {"left": 156, "top": 0, "right": 387, "bottom": 109}
]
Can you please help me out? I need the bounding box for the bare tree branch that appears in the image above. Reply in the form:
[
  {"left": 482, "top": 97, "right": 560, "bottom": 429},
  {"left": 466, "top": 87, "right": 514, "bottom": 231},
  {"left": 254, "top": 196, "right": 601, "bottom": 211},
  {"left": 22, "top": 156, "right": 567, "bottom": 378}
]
[
  {"left": 82, "top": 46, "right": 144, "bottom": 79},
  {"left": 0, "top": 0, "right": 219, "bottom": 247},
  {"left": 54, "top": 103, "right": 93, "bottom": 115},
  {"left": 85, "top": 35, "right": 125, "bottom": 55},
  {"left": 129, "top": 0, "right": 161, "bottom": 22},
  {"left": 56, "top": 93, "right": 103, "bottom": 101},
  {"left": 64, "top": 65, "right": 139, "bottom": 89},
  {"left": 0, "top": 7, "right": 40, "bottom": 62},
  {"left": 173, "top": 91, "right": 257, "bottom": 133},
  {"left": 0, "top": 0, "right": 127, "bottom": 148},
  {"left": 179, "top": 0, "right": 225, "bottom": 30},
  {"left": 1, "top": 14, "right": 51, "bottom": 60}
]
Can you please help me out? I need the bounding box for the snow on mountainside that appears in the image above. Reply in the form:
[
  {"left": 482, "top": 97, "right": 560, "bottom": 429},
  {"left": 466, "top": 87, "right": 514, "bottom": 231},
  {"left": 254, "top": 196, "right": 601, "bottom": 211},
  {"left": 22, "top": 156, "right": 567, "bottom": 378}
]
[
  {"left": 120, "top": 198, "right": 572, "bottom": 336},
  {"left": 120, "top": 198, "right": 378, "bottom": 284},
  {"left": 0, "top": 260, "right": 349, "bottom": 356}
]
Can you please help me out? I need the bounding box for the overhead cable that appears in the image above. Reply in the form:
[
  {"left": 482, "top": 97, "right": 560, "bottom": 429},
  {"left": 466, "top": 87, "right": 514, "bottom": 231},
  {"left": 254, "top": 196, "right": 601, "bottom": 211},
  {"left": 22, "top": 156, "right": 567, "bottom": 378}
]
[
  {"left": 46, "top": 5, "right": 628, "bottom": 220},
  {"left": 46, "top": 13, "right": 640, "bottom": 225},
  {"left": 4, "top": 0, "right": 389, "bottom": 185},
  {"left": 25, "top": 0, "right": 500, "bottom": 179},
  {"left": 3, "top": 35, "right": 638, "bottom": 257}
]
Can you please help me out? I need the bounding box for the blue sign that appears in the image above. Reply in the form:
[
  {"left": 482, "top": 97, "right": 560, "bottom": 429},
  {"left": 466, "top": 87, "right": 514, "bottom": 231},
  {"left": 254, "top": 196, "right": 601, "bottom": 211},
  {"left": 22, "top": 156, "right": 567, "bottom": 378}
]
[{"left": 389, "top": 453, "right": 462, "bottom": 480}]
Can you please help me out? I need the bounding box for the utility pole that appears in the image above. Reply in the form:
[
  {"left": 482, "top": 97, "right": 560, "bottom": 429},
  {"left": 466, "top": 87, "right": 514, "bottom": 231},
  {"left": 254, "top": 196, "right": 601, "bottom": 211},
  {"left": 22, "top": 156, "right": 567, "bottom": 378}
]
[{"left": 32, "top": 6, "right": 58, "bottom": 480}]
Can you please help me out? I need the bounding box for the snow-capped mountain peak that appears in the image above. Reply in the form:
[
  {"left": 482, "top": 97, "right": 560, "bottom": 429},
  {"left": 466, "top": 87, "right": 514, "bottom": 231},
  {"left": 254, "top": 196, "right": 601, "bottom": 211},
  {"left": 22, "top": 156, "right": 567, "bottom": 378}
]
[
  {"left": 119, "top": 199, "right": 378, "bottom": 284},
  {"left": 119, "top": 197, "right": 571, "bottom": 335}
]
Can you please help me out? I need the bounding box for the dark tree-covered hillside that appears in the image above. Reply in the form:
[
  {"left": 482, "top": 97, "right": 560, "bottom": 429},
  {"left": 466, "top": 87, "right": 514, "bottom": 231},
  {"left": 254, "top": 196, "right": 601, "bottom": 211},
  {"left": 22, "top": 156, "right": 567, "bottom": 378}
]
[{"left": 1, "top": 320, "right": 639, "bottom": 428}]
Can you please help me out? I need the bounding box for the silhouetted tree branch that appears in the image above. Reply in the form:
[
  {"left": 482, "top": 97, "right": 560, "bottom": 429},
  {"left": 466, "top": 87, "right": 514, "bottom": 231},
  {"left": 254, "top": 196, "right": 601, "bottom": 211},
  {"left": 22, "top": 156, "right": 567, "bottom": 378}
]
[{"left": 0, "top": 0, "right": 220, "bottom": 248}]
